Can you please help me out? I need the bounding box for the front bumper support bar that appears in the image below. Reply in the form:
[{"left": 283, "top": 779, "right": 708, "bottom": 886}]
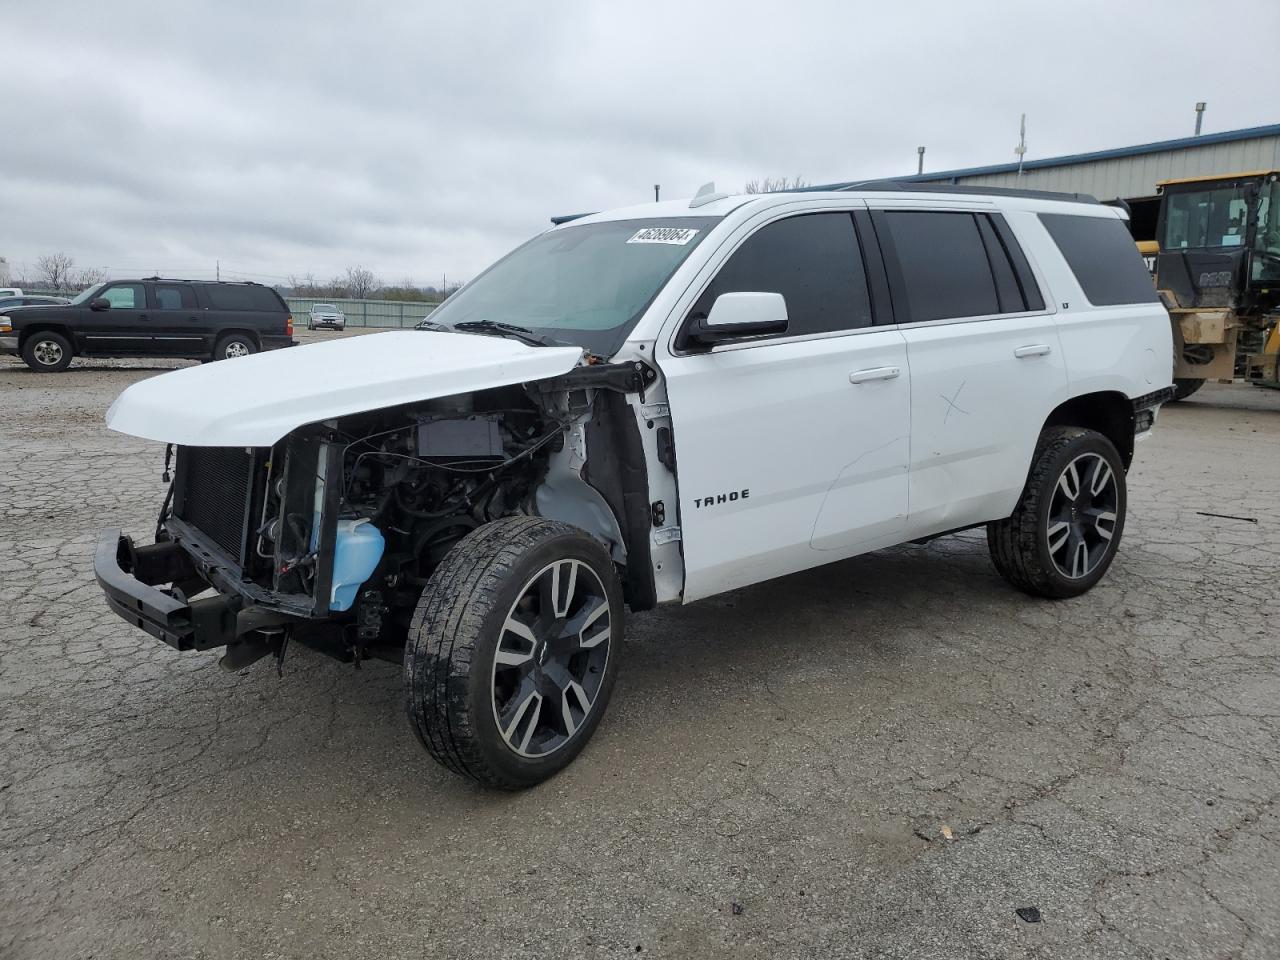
[{"left": 94, "top": 529, "right": 294, "bottom": 650}]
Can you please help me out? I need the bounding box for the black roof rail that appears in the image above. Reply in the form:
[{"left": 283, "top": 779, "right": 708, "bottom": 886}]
[
  {"left": 550, "top": 212, "right": 595, "bottom": 225},
  {"left": 140, "top": 276, "right": 264, "bottom": 285},
  {"left": 820, "top": 180, "right": 1100, "bottom": 204}
]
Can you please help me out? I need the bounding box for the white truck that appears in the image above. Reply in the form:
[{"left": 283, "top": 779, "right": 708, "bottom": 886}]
[{"left": 96, "top": 182, "right": 1174, "bottom": 789}]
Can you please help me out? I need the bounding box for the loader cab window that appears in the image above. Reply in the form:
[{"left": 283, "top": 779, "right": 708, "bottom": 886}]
[
  {"left": 1256, "top": 181, "right": 1280, "bottom": 255},
  {"left": 1162, "top": 183, "right": 1250, "bottom": 250}
]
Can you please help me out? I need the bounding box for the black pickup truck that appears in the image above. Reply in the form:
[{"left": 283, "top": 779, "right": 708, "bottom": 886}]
[{"left": 0, "top": 278, "right": 295, "bottom": 371}]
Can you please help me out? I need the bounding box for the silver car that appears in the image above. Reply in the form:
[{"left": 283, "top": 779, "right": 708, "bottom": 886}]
[{"left": 308, "top": 303, "right": 346, "bottom": 330}]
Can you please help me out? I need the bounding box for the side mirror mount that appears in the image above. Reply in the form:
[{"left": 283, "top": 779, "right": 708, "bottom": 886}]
[
  {"left": 690, "top": 291, "right": 788, "bottom": 346},
  {"left": 89, "top": 297, "right": 111, "bottom": 311}
]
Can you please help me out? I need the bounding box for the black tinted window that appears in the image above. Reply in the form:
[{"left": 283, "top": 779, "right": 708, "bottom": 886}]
[
  {"left": 203, "top": 284, "right": 283, "bottom": 311},
  {"left": 976, "top": 216, "right": 1023, "bottom": 313},
  {"left": 1040, "top": 213, "right": 1159, "bottom": 306},
  {"left": 155, "top": 284, "right": 197, "bottom": 310},
  {"left": 881, "top": 211, "right": 998, "bottom": 323},
  {"left": 692, "top": 213, "right": 872, "bottom": 338}
]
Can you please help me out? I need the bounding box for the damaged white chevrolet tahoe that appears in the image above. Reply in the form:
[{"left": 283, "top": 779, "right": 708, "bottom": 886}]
[{"left": 97, "top": 182, "right": 1174, "bottom": 789}]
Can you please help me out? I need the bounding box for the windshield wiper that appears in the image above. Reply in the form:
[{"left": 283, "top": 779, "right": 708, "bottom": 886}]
[{"left": 451, "top": 319, "right": 566, "bottom": 348}]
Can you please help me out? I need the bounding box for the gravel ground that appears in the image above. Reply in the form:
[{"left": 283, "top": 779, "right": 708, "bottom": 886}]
[{"left": 2, "top": 335, "right": 1278, "bottom": 960}]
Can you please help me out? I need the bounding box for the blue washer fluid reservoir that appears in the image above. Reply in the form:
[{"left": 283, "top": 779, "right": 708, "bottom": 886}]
[{"left": 329, "top": 518, "right": 385, "bottom": 612}]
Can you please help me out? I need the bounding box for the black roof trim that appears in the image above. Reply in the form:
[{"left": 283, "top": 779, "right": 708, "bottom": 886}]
[
  {"left": 139, "top": 276, "right": 267, "bottom": 285},
  {"left": 821, "top": 180, "right": 1100, "bottom": 204},
  {"left": 550, "top": 212, "right": 595, "bottom": 225}
]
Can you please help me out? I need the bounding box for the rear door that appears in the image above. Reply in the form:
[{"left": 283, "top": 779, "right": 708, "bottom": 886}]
[
  {"left": 658, "top": 209, "right": 912, "bottom": 602},
  {"left": 869, "top": 204, "right": 1066, "bottom": 537},
  {"left": 149, "top": 282, "right": 206, "bottom": 356},
  {"left": 79, "top": 281, "right": 150, "bottom": 355}
]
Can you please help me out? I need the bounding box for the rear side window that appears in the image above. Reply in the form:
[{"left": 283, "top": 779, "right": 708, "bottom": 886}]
[
  {"left": 154, "top": 284, "right": 197, "bottom": 310},
  {"left": 202, "top": 284, "right": 284, "bottom": 312},
  {"left": 1039, "top": 213, "right": 1159, "bottom": 306},
  {"left": 880, "top": 211, "right": 999, "bottom": 323},
  {"left": 690, "top": 212, "right": 873, "bottom": 339}
]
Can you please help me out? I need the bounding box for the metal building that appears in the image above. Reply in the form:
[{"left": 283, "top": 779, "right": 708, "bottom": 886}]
[
  {"left": 811, "top": 122, "right": 1280, "bottom": 233},
  {"left": 807, "top": 122, "right": 1280, "bottom": 243},
  {"left": 897, "top": 122, "right": 1280, "bottom": 201}
]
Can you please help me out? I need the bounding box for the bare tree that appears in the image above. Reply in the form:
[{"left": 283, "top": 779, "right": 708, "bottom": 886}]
[
  {"left": 35, "top": 252, "right": 76, "bottom": 291},
  {"left": 343, "top": 265, "right": 380, "bottom": 300},
  {"left": 287, "top": 272, "right": 325, "bottom": 296},
  {"left": 71, "top": 266, "right": 107, "bottom": 290},
  {"left": 743, "top": 176, "right": 810, "bottom": 194}
]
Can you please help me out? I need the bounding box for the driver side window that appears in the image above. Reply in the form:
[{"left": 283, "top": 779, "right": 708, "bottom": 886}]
[
  {"left": 101, "top": 283, "right": 144, "bottom": 309},
  {"left": 682, "top": 212, "right": 873, "bottom": 347}
]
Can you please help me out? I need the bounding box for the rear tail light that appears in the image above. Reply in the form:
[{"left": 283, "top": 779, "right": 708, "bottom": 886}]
[{"left": 285, "top": 314, "right": 294, "bottom": 337}]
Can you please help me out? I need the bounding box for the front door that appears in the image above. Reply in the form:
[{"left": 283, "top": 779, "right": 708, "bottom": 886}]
[
  {"left": 658, "top": 211, "right": 912, "bottom": 602},
  {"left": 79, "top": 282, "right": 150, "bottom": 355}
]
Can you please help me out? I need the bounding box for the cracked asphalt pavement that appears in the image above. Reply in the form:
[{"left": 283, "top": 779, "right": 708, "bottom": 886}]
[{"left": 2, "top": 334, "right": 1278, "bottom": 959}]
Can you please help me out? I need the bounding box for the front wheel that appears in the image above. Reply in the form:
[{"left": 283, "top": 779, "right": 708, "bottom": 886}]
[
  {"left": 405, "top": 516, "right": 623, "bottom": 789},
  {"left": 987, "top": 427, "right": 1126, "bottom": 599},
  {"left": 21, "top": 331, "right": 74, "bottom": 372}
]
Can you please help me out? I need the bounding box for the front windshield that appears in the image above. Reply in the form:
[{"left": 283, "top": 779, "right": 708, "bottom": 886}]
[
  {"left": 424, "top": 217, "right": 720, "bottom": 356},
  {"left": 314, "top": 303, "right": 336, "bottom": 311},
  {"left": 68, "top": 283, "right": 106, "bottom": 306}
]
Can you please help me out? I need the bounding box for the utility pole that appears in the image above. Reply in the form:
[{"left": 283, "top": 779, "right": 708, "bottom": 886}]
[
  {"left": 654, "top": 184, "right": 661, "bottom": 202},
  {"left": 1194, "top": 101, "right": 1206, "bottom": 136},
  {"left": 916, "top": 146, "right": 925, "bottom": 175},
  {"left": 1014, "top": 114, "right": 1028, "bottom": 176},
  {"left": 216, "top": 259, "right": 220, "bottom": 281}
]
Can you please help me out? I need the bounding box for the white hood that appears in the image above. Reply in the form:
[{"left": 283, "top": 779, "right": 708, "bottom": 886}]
[{"left": 106, "top": 330, "right": 583, "bottom": 447}]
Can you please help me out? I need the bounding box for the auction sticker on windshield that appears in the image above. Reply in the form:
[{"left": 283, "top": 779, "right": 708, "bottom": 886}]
[{"left": 626, "top": 227, "right": 700, "bottom": 245}]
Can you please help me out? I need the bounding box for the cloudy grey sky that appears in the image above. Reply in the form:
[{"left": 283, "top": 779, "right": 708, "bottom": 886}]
[{"left": 3, "top": 0, "right": 1277, "bottom": 288}]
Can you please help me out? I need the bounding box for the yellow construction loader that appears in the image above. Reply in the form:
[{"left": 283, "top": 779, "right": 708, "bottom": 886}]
[{"left": 1142, "top": 170, "right": 1280, "bottom": 399}]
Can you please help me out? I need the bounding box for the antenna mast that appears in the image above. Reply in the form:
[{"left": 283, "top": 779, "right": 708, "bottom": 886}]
[{"left": 1015, "top": 114, "right": 1027, "bottom": 176}]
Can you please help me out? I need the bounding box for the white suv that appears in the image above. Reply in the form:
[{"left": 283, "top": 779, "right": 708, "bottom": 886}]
[{"left": 96, "top": 183, "right": 1173, "bottom": 789}]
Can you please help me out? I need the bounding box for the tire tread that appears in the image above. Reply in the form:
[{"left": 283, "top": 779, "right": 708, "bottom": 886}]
[
  {"left": 987, "top": 426, "right": 1116, "bottom": 599},
  {"left": 405, "top": 516, "right": 603, "bottom": 790}
]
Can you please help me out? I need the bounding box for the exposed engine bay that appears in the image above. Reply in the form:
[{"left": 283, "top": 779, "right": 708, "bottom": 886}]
[{"left": 157, "top": 365, "right": 656, "bottom": 667}]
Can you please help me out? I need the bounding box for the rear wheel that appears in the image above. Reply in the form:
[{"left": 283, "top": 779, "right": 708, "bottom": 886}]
[
  {"left": 405, "top": 517, "right": 623, "bottom": 790},
  {"left": 987, "top": 427, "right": 1126, "bottom": 599},
  {"left": 21, "top": 331, "right": 74, "bottom": 372},
  {"left": 1171, "top": 378, "right": 1205, "bottom": 401},
  {"left": 213, "top": 333, "right": 256, "bottom": 360}
]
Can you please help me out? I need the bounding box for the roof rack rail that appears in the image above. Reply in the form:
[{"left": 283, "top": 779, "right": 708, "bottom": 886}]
[
  {"left": 829, "top": 180, "right": 1100, "bottom": 204},
  {"left": 139, "top": 276, "right": 263, "bottom": 285}
]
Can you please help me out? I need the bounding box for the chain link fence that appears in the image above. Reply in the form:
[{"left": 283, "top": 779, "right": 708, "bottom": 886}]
[{"left": 286, "top": 297, "right": 440, "bottom": 328}]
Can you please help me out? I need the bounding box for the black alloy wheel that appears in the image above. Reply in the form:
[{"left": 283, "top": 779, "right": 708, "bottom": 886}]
[
  {"left": 1044, "top": 451, "right": 1119, "bottom": 580},
  {"left": 491, "top": 557, "right": 612, "bottom": 758}
]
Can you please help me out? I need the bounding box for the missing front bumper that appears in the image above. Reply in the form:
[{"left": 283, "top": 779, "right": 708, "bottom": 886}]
[{"left": 94, "top": 529, "right": 296, "bottom": 651}]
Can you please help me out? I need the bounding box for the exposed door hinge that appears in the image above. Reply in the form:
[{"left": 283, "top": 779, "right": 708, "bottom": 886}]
[
  {"left": 653, "top": 526, "right": 682, "bottom": 545},
  {"left": 640, "top": 402, "right": 670, "bottom": 420}
]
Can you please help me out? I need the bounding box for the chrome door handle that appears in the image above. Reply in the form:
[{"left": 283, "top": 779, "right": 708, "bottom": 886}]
[
  {"left": 849, "top": 366, "right": 901, "bottom": 384},
  {"left": 1014, "top": 344, "right": 1051, "bottom": 358}
]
